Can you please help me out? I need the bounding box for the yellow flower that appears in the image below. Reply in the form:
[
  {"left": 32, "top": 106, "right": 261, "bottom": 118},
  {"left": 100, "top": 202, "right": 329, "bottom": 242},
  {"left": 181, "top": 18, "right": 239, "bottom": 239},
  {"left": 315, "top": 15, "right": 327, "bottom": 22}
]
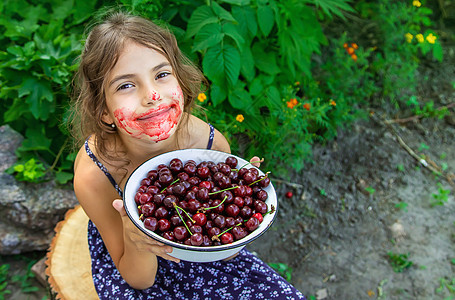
[
  {"left": 329, "top": 99, "right": 336, "bottom": 106},
  {"left": 197, "top": 93, "right": 207, "bottom": 102},
  {"left": 405, "top": 33, "right": 413, "bottom": 43},
  {"left": 412, "top": 0, "right": 421, "bottom": 7},
  {"left": 416, "top": 33, "right": 424, "bottom": 43},
  {"left": 236, "top": 114, "right": 244, "bottom": 122},
  {"left": 426, "top": 33, "right": 437, "bottom": 44}
]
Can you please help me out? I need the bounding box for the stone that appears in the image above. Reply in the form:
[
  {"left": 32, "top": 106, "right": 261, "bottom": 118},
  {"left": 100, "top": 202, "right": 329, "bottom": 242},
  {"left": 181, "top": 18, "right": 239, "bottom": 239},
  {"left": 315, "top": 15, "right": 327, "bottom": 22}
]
[{"left": 0, "top": 125, "right": 78, "bottom": 255}]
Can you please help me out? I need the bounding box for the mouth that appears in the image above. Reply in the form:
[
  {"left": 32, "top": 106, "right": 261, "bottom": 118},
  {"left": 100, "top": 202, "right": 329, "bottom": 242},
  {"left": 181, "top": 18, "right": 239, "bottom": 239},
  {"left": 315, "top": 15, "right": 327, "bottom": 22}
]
[{"left": 137, "top": 106, "right": 172, "bottom": 121}]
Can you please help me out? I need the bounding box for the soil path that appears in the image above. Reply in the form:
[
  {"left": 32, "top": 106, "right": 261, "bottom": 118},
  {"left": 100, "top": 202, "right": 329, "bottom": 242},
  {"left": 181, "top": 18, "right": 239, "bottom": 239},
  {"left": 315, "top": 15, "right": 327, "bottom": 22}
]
[{"left": 249, "top": 111, "right": 455, "bottom": 299}]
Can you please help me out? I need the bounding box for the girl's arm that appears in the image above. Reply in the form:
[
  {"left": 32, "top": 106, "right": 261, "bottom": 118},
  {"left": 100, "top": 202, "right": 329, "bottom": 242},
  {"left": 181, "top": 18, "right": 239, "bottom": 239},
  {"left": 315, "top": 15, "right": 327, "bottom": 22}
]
[{"left": 73, "top": 149, "right": 178, "bottom": 290}]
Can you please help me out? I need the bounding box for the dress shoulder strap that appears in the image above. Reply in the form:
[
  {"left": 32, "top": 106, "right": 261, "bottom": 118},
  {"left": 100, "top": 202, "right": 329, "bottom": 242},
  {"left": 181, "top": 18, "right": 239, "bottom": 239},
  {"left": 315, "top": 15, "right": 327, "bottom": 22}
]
[
  {"left": 207, "top": 124, "right": 215, "bottom": 150},
  {"left": 84, "top": 139, "right": 123, "bottom": 198}
]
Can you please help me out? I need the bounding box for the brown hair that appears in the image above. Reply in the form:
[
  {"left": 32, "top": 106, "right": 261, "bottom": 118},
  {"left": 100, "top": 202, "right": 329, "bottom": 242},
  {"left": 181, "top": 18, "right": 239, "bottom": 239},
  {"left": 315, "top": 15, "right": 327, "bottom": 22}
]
[{"left": 69, "top": 10, "right": 207, "bottom": 167}]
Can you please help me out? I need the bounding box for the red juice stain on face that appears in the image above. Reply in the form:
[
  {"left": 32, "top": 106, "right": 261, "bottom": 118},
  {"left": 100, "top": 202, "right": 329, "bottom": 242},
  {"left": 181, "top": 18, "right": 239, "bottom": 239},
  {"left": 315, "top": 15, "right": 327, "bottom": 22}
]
[{"left": 114, "top": 99, "right": 183, "bottom": 142}]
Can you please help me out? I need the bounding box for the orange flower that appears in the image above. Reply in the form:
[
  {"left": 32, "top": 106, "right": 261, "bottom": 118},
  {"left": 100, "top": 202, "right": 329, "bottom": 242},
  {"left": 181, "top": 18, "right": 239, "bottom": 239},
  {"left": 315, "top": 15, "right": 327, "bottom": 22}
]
[
  {"left": 287, "top": 98, "right": 298, "bottom": 109},
  {"left": 347, "top": 47, "right": 355, "bottom": 55},
  {"left": 351, "top": 43, "right": 359, "bottom": 49},
  {"left": 303, "top": 103, "right": 311, "bottom": 111},
  {"left": 236, "top": 114, "right": 244, "bottom": 122},
  {"left": 329, "top": 99, "right": 336, "bottom": 106},
  {"left": 343, "top": 43, "right": 348, "bottom": 48},
  {"left": 351, "top": 54, "right": 358, "bottom": 62}
]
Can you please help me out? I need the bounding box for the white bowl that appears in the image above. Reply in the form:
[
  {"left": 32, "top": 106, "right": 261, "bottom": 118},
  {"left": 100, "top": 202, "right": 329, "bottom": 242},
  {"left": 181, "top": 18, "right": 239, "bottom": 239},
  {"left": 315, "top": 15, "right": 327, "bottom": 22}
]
[{"left": 123, "top": 149, "right": 278, "bottom": 262}]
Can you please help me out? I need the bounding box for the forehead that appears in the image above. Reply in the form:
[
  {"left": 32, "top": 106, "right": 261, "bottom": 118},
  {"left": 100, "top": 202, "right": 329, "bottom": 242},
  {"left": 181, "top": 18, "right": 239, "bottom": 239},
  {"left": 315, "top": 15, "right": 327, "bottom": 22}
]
[{"left": 108, "top": 42, "right": 170, "bottom": 77}]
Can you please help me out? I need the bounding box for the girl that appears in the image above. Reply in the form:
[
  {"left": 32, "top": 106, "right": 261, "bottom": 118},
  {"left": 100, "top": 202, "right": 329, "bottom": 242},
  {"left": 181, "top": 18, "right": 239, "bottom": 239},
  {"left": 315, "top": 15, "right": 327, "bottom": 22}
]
[{"left": 71, "top": 10, "right": 305, "bottom": 299}]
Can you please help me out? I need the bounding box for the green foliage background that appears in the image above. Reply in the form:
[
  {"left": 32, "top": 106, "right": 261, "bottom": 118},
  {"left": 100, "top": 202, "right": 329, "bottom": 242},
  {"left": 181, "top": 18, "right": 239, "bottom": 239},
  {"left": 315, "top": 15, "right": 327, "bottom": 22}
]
[{"left": 0, "top": 0, "right": 447, "bottom": 183}]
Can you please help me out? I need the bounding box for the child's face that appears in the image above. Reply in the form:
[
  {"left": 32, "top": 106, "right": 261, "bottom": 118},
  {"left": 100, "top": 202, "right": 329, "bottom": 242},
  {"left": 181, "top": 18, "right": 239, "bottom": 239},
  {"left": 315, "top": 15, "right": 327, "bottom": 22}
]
[{"left": 103, "top": 42, "right": 184, "bottom": 142}]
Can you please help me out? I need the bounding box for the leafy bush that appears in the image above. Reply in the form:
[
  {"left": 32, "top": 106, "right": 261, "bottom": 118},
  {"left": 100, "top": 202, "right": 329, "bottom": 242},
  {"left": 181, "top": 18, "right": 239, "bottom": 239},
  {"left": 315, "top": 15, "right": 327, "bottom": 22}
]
[{"left": 0, "top": 0, "right": 445, "bottom": 182}]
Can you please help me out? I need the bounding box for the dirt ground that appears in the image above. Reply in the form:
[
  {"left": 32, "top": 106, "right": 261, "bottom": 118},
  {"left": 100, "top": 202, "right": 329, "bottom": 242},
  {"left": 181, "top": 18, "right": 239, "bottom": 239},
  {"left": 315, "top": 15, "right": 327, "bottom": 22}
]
[
  {"left": 247, "top": 63, "right": 455, "bottom": 299},
  {"left": 2, "top": 57, "right": 455, "bottom": 300}
]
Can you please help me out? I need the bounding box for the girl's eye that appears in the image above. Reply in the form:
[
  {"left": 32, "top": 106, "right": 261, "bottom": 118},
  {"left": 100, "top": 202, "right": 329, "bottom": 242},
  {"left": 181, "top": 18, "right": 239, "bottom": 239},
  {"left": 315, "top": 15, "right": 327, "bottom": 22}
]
[
  {"left": 117, "top": 83, "right": 134, "bottom": 91},
  {"left": 156, "top": 72, "right": 170, "bottom": 80}
]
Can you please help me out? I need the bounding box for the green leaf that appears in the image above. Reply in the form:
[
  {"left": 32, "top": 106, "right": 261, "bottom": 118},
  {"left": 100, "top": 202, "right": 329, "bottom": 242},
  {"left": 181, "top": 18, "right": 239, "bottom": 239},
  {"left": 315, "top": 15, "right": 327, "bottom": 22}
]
[
  {"left": 257, "top": 3, "right": 274, "bottom": 37},
  {"left": 219, "top": 0, "right": 251, "bottom": 5},
  {"left": 232, "top": 5, "right": 257, "bottom": 37},
  {"left": 19, "top": 127, "right": 52, "bottom": 152},
  {"left": 249, "top": 78, "right": 263, "bottom": 96},
  {"left": 211, "top": 1, "right": 236, "bottom": 22},
  {"left": 203, "top": 44, "right": 241, "bottom": 87},
  {"left": 307, "top": 0, "right": 355, "bottom": 19},
  {"left": 432, "top": 43, "right": 443, "bottom": 62},
  {"left": 55, "top": 171, "right": 74, "bottom": 184},
  {"left": 192, "top": 23, "right": 224, "bottom": 52},
  {"left": 228, "top": 82, "right": 253, "bottom": 109},
  {"left": 51, "top": 0, "right": 74, "bottom": 19},
  {"left": 210, "top": 82, "right": 228, "bottom": 106},
  {"left": 240, "top": 44, "right": 255, "bottom": 82},
  {"left": 186, "top": 6, "right": 219, "bottom": 39},
  {"left": 18, "top": 77, "right": 54, "bottom": 120},
  {"left": 265, "top": 85, "right": 281, "bottom": 110},
  {"left": 222, "top": 23, "right": 245, "bottom": 49},
  {"left": 252, "top": 43, "right": 280, "bottom": 75},
  {"left": 3, "top": 98, "right": 29, "bottom": 122}
]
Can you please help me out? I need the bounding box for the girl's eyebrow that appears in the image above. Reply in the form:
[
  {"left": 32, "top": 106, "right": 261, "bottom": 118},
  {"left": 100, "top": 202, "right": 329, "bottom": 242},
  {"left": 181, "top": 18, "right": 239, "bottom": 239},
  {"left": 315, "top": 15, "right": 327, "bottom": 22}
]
[{"left": 108, "top": 62, "right": 171, "bottom": 88}]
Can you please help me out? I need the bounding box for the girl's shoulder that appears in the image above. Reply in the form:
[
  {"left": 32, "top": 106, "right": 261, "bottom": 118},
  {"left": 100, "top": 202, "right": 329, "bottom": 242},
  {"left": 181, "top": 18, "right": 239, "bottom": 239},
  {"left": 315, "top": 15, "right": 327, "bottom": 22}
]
[{"left": 185, "top": 115, "right": 230, "bottom": 153}]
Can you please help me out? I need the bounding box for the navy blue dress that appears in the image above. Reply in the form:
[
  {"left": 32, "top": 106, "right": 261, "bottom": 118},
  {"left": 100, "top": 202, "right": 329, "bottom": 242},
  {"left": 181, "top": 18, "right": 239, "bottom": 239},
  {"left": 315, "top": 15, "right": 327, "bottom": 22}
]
[{"left": 85, "top": 125, "right": 306, "bottom": 299}]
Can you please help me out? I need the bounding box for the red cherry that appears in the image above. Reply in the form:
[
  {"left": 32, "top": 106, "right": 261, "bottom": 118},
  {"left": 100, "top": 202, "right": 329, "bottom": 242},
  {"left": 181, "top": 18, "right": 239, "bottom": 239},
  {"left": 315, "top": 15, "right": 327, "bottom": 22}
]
[
  {"left": 220, "top": 232, "right": 234, "bottom": 244},
  {"left": 285, "top": 191, "right": 293, "bottom": 198},
  {"left": 252, "top": 212, "right": 263, "bottom": 223}
]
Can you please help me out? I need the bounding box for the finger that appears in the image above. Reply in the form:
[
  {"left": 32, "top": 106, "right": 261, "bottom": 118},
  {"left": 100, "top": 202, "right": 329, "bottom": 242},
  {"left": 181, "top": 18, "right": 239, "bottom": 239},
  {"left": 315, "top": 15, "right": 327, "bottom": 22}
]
[
  {"left": 112, "top": 199, "right": 127, "bottom": 217},
  {"left": 250, "top": 156, "right": 263, "bottom": 168},
  {"left": 148, "top": 245, "right": 180, "bottom": 263}
]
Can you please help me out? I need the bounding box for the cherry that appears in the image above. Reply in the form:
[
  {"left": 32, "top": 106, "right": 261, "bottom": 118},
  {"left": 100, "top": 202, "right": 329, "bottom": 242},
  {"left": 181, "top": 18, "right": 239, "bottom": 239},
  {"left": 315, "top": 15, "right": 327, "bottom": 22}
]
[
  {"left": 256, "top": 190, "right": 268, "bottom": 202},
  {"left": 158, "top": 173, "right": 173, "bottom": 186},
  {"left": 193, "top": 212, "right": 207, "bottom": 226},
  {"left": 197, "top": 166, "right": 210, "bottom": 178},
  {"left": 162, "top": 231, "right": 175, "bottom": 241},
  {"left": 254, "top": 200, "right": 268, "bottom": 214},
  {"left": 252, "top": 212, "right": 263, "bottom": 223},
  {"left": 153, "top": 193, "right": 165, "bottom": 206},
  {"left": 141, "top": 177, "right": 152, "bottom": 186},
  {"left": 225, "top": 156, "right": 238, "bottom": 169},
  {"left": 220, "top": 232, "right": 234, "bottom": 244},
  {"left": 141, "top": 202, "right": 156, "bottom": 217},
  {"left": 245, "top": 216, "right": 260, "bottom": 231},
  {"left": 144, "top": 217, "right": 158, "bottom": 231},
  {"left": 231, "top": 226, "right": 247, "bottom": 240},
  {"left": 189, "top": 225, "right": 203, "bottom": 234},
  {"left": 233, "top": 196, "right": 244, "bottom": 207},
  {"left": 158, "top": 219, "right": 171, "bottom": 232},
  {"left": 170, "top": 214, "right": 183, "bottom": 226},
  {"left": 190, "top": 232, "right": 203, "bottom": 246},
  {"left": 163, "top": 195, "right": 178, "bottom": 209},
  {"left": 187, "top": 199, "right": 201, "bottom": 212},
  {"left": 225, "top": 217, "right": 236, "bottom": 227},
  {"left": 213, "top": 215, "right": 226, "bottom": 229},
  {"left": 147, "top": 170, "right": 158, "bottom": 180},
  {"left": 208, "top": 227, "right": 221, "bottom": 238},
  {"left": 139, "top": 193, "right": 152, "bottom": 205},
  {"left": 285, "top": 191, "right": 293, "bottom": 198},
  {"left": 184, "top": 163, "right": 197, "bottom": 176},
  {"left": 155, "top": 206, "right": 169, "bottom": 219},
  {"left": 174, "top": 226, "right": 189, "bottom": 240},
  {"left": 169, "top": 158, "right": 183, "bottom": 174},
  {"left": 225, "top": 204, "right": 240, "bottom": 217},
  {"left": 199, "top": 181, "right": 211, "bottom": 190},
  {"left": 177, "top": 172, "right": 190, "bottom": 181}
]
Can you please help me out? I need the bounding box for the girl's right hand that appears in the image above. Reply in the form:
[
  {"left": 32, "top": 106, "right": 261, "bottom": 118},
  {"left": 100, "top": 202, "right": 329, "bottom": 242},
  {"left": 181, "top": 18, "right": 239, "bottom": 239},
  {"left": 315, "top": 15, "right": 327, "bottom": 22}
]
[{"left": 112, "top": 199, "right": 181, "bottom": 263}]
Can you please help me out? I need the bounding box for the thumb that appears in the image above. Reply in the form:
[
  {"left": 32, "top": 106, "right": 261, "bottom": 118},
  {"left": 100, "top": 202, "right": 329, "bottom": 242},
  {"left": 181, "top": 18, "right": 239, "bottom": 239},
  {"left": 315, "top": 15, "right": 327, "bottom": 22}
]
[
  {"left": 112, "top": 199, "right": 127, "bottom": 217},
  {"left": 250, "top": 156, "right": 263, "bottom": 168}
]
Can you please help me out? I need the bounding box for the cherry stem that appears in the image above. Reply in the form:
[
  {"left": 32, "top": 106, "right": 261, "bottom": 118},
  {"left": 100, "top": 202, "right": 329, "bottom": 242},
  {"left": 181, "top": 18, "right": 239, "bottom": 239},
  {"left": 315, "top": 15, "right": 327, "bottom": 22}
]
[
  {"left": 201, "top": 195, "right": 228, "bottom": 211},
  {"left": 173, "top": 203, "right": 193, "bottom": 235},
  {"left": 214, "top": 223, "right": 241, "bottom": 239},
  {"left": 262, "top": 204, "right": 276, "bottom": 217},
  {"left": 232, "top": 158, "right": 264, "bottom": 172},
  {"left": 208, "top": 185, "right": 239, "bottom": 195},
  {"left": 160, "top": 178, "right": 180, "bottom": 193},
  {"left": 173, "top": 202, "right": 195, "bottom": 224},
  {"left": 248, "top": 171, "right": 271, "bottom": 186}
]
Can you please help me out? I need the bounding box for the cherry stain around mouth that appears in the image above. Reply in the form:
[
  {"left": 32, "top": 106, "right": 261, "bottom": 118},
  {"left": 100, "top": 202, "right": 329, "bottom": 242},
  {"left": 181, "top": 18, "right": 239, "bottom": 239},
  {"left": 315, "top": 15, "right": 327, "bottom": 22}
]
[{"left": 114, "top": 100, "right": 182, "bottom": 141}]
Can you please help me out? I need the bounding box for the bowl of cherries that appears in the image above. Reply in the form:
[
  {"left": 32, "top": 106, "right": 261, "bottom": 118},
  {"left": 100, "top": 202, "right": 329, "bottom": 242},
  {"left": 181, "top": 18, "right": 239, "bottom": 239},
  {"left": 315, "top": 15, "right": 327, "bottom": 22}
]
[{"left": 123, "top": 149, "right": 277, "bottom": 262}]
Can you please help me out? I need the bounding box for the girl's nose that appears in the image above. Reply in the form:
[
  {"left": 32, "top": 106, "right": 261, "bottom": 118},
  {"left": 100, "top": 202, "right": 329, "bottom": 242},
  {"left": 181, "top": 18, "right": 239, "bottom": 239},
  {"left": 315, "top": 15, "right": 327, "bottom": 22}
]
[{"left": 143, "top": 89, "right": 161, "bottom": 105}]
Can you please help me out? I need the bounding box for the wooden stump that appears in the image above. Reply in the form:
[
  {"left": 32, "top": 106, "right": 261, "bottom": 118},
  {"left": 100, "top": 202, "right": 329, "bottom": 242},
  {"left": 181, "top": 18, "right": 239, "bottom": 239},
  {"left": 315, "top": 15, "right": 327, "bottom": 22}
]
[{"left": 45, "top": 205, "right": 98, "bottom": 299}]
